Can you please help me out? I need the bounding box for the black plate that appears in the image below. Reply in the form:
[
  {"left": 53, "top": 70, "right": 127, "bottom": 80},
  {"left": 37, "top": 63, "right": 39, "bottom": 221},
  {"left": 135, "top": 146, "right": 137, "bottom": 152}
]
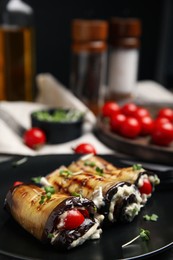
[{"left": 0, "top": 154, "right": 173, "bottom": 260}]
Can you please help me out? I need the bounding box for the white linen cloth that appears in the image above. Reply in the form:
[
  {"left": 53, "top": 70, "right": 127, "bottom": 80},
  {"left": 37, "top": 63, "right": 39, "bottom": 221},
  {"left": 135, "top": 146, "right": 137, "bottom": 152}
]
[{"left": 0, "top": 73, "right": 173, "bottom": 156}]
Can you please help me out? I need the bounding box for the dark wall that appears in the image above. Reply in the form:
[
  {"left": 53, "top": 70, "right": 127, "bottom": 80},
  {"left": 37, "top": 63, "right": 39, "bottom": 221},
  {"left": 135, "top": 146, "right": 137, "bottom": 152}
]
[{"left": 1, "top": 0, "right": 168, "bottom": 88}]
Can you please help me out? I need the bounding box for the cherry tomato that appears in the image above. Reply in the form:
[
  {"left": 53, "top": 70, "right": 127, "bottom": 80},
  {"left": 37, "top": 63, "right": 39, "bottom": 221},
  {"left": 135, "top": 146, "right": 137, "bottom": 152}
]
[
  {"left": 119, "top": 117, "right": 141, "bottom": 138},
  {"left": 110, "top": 113, "right": 126, "bottom": 133},
  {"left": 139, "top": 116, "right": 154, "bottom": 136},
  {"left": 23, "top": 128, "right": 46, "bottom": 149},
  {"left": 154, "top": 117, "right": 170, "bottom": 126},
  {"left": 157, "top": 108, "right": 173, "bottom": 121},
  {"left": 151, "top": 122, "right": 173, "bottom": 146},
  {"left": 120, "top": 103, "right": 138, "bottom": 117},
  {"left": 79, "top": 209, "right": 89, "bottom": 218},
  {"left": 74, "top": 143, "right": 97, "bottom": 155},
  {"left": 13, "top": 181, "right": 23, "bottom": 187},
  {"left": 102, "top": 101, "right": 120, "bottom": 118},
  {"left": 139, "top": 179, "right": 152, "bottom": 195},
  {"left": 134, "top": 107, "right": 150, "bottom": 119},
  {"left": 64, "top": 209, "right": 85, "bottom": 230}
]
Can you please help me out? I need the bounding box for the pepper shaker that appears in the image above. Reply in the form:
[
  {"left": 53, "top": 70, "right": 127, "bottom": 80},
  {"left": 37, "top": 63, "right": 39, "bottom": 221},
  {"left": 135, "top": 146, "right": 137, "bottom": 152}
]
[{"left": 70, "top": 19, "right": 108, "bottom": 115}]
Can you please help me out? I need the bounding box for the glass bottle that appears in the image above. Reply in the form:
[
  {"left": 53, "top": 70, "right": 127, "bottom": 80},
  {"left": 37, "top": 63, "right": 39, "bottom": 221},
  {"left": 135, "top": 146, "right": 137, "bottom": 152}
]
[
  {"left": 107, "top": 17, "right": 141, "bottom": 101},
  {"left": 70, "top": 19, "right": 108, "bottom": 115},
  {"left": 0, "top": 0, "right": 35, "bottom": 101}
]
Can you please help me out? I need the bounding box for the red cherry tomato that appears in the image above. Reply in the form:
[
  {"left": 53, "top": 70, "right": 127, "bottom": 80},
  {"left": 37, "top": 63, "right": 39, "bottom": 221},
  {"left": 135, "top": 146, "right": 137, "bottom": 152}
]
[
  {"left": 120, "top": 103, "right": 138, "bottom": 117},
  {"left": 119, "top": 117, "right": 141, "bottom": 138},
  {"left": 79, "top": 209, "right": 89, "bottom": 218},
  {"left": 110, "top": 113, "right": 126, "bottom": 133},
  {"left": 139, "top": 179, "right": 152, "bottom": 195},
  {"left": 13, "top": 181, "right": 23, "bottom": 187},
  {"left": 151, "top": 122, "right": 173, "bottom": 146},
  {"left": 134, "top": 107, "right": 150, "bottom": 119},
  {"left": 154, "top": 117, "right": 170, "bottom": 126},
  {"left": 102, "top": 101, "right": 120, "bottom": 118},
  {"left": 74, "top": 143, "right": 97, "bottom": 155},
  {"left": 157, "top": 108, "right": 173, "bottom": 121},
  {"left": 23, "top": 128, "right": 46, "bottom": 149},
  {"left": 64, "top": 209, "right": 85, "bottom": 230},
  {"left": 139, "top": 116, "right": 154, "bottom": 136}
]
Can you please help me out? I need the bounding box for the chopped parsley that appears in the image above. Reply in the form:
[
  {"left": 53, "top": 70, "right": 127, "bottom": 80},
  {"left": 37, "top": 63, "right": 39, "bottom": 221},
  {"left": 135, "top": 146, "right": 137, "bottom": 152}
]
[
  {"left": 59, "top": 169, "right": 72, "bottom": 178},
  {"left": 71, "top": 192, "right": 82, "bottom": 197},
  {"left": 47, "top": 233, "right": 55, "bottom": 239},
  {"left": 143, "top": 214, "right": 158, "bottom": 222},
  {"left": 84, "top": 161, "right": 96, "bottom": 167},
  {"left": 39, "top": 186, "right": 55, "bottom": 204},
  {"left": 133, "top": 164, "right": 142, "bottom": 171},
  {"left": 95, "top": 167, "right": 104, "bottom": 176}
]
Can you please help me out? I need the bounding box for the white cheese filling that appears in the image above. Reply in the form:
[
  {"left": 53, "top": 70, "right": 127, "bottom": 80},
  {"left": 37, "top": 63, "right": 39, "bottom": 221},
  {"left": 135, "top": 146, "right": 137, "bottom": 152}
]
[
  {"left": 92, "top": 187, "right": 105, "bottom": 208},
  {"left": 108, "top": 184, "right": 142, "bottom": 222}
]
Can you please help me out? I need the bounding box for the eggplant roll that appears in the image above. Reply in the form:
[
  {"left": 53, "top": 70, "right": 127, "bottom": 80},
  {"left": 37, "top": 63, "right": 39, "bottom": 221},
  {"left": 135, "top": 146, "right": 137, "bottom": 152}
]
[
  {"left": 4, "top": 184, "right": 102, "bottom": 250},
  {"left": 45, "top": 166, "right": 143, "bottom": 223},
  {"left": 68, "top": 154, "right": 160, "bottom": 203}
]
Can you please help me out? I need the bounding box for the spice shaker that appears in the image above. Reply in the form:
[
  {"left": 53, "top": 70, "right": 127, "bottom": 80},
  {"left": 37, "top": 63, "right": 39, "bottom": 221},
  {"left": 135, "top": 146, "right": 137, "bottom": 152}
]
[
  {"left": 0, "top": 0, "right": 35, "bottom": 101},
  {"left": 107, "top": 17, "right": 141, "bottom": 101},
  {"left": 70, "top": 19, "right": 108, "bottom": 115}
]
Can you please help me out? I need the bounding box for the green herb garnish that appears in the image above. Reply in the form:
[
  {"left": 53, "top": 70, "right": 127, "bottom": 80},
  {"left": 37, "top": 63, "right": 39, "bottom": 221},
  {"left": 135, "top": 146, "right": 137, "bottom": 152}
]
[
  {"left": 47, "top": 233, "right": 55, "bottom": 239},
  {"left": 71, "top": 192, "right": 82, "bottom": 197},
  {"left": 95, "top": 167, "right": 104, "bottom": 176},
  {"left": 143, "top": 214, "right": 158, "bottom": 222},
  {"left": 122, "top": 228, "right": 150, "bottom": 248},
  {"left": 133, "top": 164, "right": 142, "bottom": 171},
  {"left": 84, "top": 161, "right": 96, "bottom": 167},
  {"left": 59, "top": 170, "right": 72, "bottom": 178},
  {"left": 31, "top": 176, "right": 42, "bottom": 184},
  {"left": 44, "top": 186, "right": 55, "bottom": 194},
  {"left": 32, "top": 109, "right": 84, "bottom": 122},
  {"left": 39, "top": 195, "right": 46, "bottom": 204}
]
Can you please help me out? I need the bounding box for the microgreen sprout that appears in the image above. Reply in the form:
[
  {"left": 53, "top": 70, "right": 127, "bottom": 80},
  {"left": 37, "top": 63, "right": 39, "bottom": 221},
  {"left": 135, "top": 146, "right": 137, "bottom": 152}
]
[
  {"left": 31, "top": 176, "right": 42, "bottom": 184},
  {"left": 12, "top": 157, "right": 28, "bottom": 167},
  {"left": 71, "top": 192, "right": 82, "bottom": 198},
  {"left": 122, "top": 228, "right": 150, "bottom": 248},
  {"left": 84, "top": 161, "right": 96, "bottom": 167}
]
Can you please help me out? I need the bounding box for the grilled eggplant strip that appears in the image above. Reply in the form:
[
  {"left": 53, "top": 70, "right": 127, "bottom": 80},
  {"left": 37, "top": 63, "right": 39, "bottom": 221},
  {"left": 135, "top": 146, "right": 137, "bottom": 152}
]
[
  {"left": 4, "top": 184, "right": 102, "bottom": 250},
  {"left": 46, "top": 167, "right": 143, "bottom": 223},
  {"left": 68, "top": 155, "right": 160, "bottom": 202}
]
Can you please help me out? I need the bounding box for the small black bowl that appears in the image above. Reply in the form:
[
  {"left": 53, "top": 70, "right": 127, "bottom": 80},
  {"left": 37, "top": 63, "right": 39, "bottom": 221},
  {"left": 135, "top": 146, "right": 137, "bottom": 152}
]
[{"left": 31, "top": 108, "right": 84, "bottom": 144}]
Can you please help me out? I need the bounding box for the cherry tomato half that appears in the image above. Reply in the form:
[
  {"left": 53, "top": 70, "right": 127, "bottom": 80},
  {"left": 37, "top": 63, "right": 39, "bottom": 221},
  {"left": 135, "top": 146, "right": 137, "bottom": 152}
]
[
  {"left": 157, "top": 108, "right": 173, "bottom": 121},
  {"left": 13, "top": 181, "right": 23, "bottom": 187},
  {"left": 139, "top": 179, "right": 152, "bottom": 195},
  {"left": 120, "top": 103, "right": 138, "bottom": 117},
  {"left": 74, "top": 143, "right": 97, "bottom": 155},
  {"left": 23, "top": 128, "right": 46, "bottom": 149},
  {"left": 119, "top": 117, "right": 141, "bottom": 138},
  {"left": 151, "top": 122, "right": 173, "bottom": 146},
  {"left": 102, "top": 101, "right": 120, "bottom": 118},
  {"left": 64, "top": 209, "right": 85, "bottom": 230}
]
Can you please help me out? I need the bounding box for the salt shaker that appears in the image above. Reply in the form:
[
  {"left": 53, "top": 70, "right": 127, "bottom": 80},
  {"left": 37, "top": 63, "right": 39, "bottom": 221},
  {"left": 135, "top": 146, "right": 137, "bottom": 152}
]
[
  {"left": 107, "top": 17, "right": 141, "bottom": 101},
  {"left": 70, "top": 19, "right": 108, "bottom": 115}
]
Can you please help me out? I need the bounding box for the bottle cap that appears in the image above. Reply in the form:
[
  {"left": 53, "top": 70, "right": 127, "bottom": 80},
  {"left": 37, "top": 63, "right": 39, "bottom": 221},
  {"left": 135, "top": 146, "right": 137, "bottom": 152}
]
[
  {"left": 109, "top": 17, "right": 141, "bottom": 47},
  {"left": 71, "top": 19, "right": 108, "bottom": 42}
]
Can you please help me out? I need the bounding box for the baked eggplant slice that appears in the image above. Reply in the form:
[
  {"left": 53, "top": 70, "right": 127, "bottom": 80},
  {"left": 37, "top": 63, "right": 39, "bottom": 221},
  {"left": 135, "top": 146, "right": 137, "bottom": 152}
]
[
  {"left": 4, "top": 184, "right": 102, "bottom": 250},
  {"left": 68, "top": 154, "right": 160, "bottom": 203},
  {"left": 45, "top": 166, "right": 143, "bottom": 223}
]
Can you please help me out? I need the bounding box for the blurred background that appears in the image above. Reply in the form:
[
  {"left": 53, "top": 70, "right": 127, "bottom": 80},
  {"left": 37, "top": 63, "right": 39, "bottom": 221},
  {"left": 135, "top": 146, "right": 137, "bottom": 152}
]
[{"left": 0, "top": 0, "right": 173, "bottom": 90}]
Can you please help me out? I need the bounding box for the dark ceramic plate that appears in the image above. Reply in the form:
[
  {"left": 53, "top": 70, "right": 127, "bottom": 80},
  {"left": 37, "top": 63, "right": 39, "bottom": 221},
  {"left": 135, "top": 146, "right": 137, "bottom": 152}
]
[
  {"left": 0, "top": 154, "right": 173, "bottom": 260},
  {"left": 95, "top": 102, "right": 173, "bottom": 165}
]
